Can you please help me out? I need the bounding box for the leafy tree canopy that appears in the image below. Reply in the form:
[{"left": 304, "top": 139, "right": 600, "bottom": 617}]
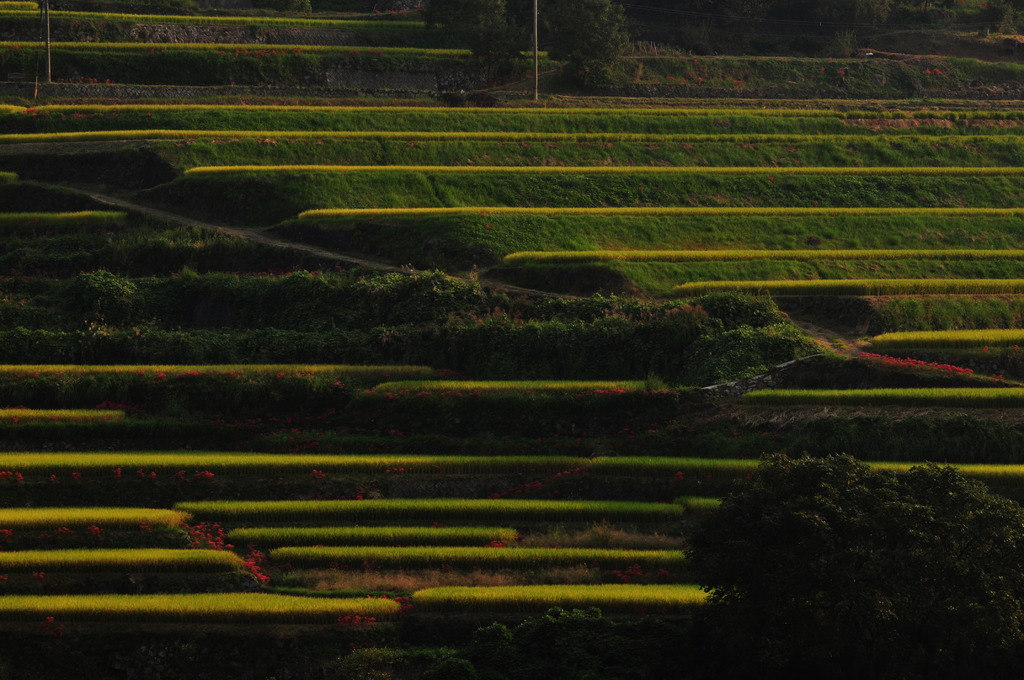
[
  {"left": 425, "top": 0, "right": 631, "bottom": 86},
  {"left": 688, "top": 454, "right": 1024, "bottom": 679},
  {"left": 543, "top": 0, "right": 632, "bottom": 85}
]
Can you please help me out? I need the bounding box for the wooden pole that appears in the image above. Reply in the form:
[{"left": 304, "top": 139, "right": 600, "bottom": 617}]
[
  {"left": 533, "top": 0, "right": 538, "bottom": 100},
  {"left": 44, "top": 0, "right": 51, "bottom": 83}
]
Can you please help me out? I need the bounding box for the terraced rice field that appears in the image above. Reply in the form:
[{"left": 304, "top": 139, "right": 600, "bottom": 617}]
[
  {"left": 6, "top": 3, "right": 1024, "bottom": 660},
  {"left": 7, "top": 89, "right": 1024, "bottom": 628}
]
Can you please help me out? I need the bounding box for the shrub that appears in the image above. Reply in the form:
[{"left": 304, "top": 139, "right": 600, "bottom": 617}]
[{"left": 66, "top": 270, "right": 137, "bottom": 324}]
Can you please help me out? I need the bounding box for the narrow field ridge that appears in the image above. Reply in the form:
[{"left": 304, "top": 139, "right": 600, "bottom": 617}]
[
  {"left": 673, "top": 279, "right": 1024, "bottom": 296},
  {"left": 0, "top": 549, "right": 243, "bottom": 572},
  {"left": 299, "top": 206, "right": 1024, "bottom": 218},
  {"left": 412, "top": 584, "right": 708, "bottom": 612},
  {"left": 186, "top": 165, "right": 1024, "bottom": 175},
  {"left": 870, "top": 329, "right": 1024, "bottom": 349},
  {"left": 175, "top": 498, "right": 690, "bottom": 523},
  {"left": 0, "top": 593, "right": 400, "bottom": 623},
  {"left": 0, "top": 507, "right": 189, "bottom": 529},
  {"left": 743, "top": 388, "right": 1024, "bottom": 407},
  {"left": 504, "top": 249, "right": 1024, "bottom": 264},
  {"left": 9, "top": 131, "right": 1024, "bottom": 144}
]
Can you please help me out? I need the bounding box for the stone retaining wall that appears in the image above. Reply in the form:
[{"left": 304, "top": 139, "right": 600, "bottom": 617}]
[
  {"left": 698, "top": 354, "right": 828, "bottom": 399},
  {"left": 1, "top": 22, "right": 425, "bottom": 47},
  {"left": 0, "top": 66, "right": 471, "bottom": 97}
]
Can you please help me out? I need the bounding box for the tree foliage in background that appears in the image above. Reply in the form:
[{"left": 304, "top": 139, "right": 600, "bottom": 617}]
[
  {"left": 688, "top": 454, "right": 1024, "bottom": 678},
  {"left": 544, "top": 0, "right": 632, "bottom": 85},
  {"left": 425, "top": 0, "right": 632, "bottom": 86},
  {"left": 424, "top": 0, "right": 525, "bottom": 74},
  {"left": 420, "top": 607, "right": 689, "bottom": 680}
]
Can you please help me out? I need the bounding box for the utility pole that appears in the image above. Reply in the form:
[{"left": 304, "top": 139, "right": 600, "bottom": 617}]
[
  {"left": 44, "top": 0, "right": 51, "bottom": 83},
  {"left": 533, "top": 0, "right": 538, "bottom": 100}
]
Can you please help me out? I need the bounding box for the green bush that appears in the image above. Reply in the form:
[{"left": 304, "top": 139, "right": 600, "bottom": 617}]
[
  {"left": 66, "top": 270, "right": 138, "bottom": 324},
  {"left": 420, "top": 657, "right": 478, "bottom": 680},
  {"left": 685, "top": 323, "right": 818, "bottom": 386},
  {"left": 691, "top": 292, "right": 786, "bottom": 330},
  {"left": 453, "top": 608, "right": 689, "bottom": 680},
  {"left": 337, "top": 647, "right": 404, "bottom": 680}
]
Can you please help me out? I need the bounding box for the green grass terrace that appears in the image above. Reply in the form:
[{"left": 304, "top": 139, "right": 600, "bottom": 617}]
[{"left": 13, "top": 106, "right": 1024, "bottom": 136}]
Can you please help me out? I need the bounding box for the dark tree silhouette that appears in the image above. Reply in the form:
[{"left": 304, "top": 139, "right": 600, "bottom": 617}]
[{"left": 689, "top": 454, "right": 1024, "bottom": 679}]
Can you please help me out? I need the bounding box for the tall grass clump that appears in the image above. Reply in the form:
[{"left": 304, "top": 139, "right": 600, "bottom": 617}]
[{"left": 0, "top": 172, "right": 16, "bottom": 183}]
